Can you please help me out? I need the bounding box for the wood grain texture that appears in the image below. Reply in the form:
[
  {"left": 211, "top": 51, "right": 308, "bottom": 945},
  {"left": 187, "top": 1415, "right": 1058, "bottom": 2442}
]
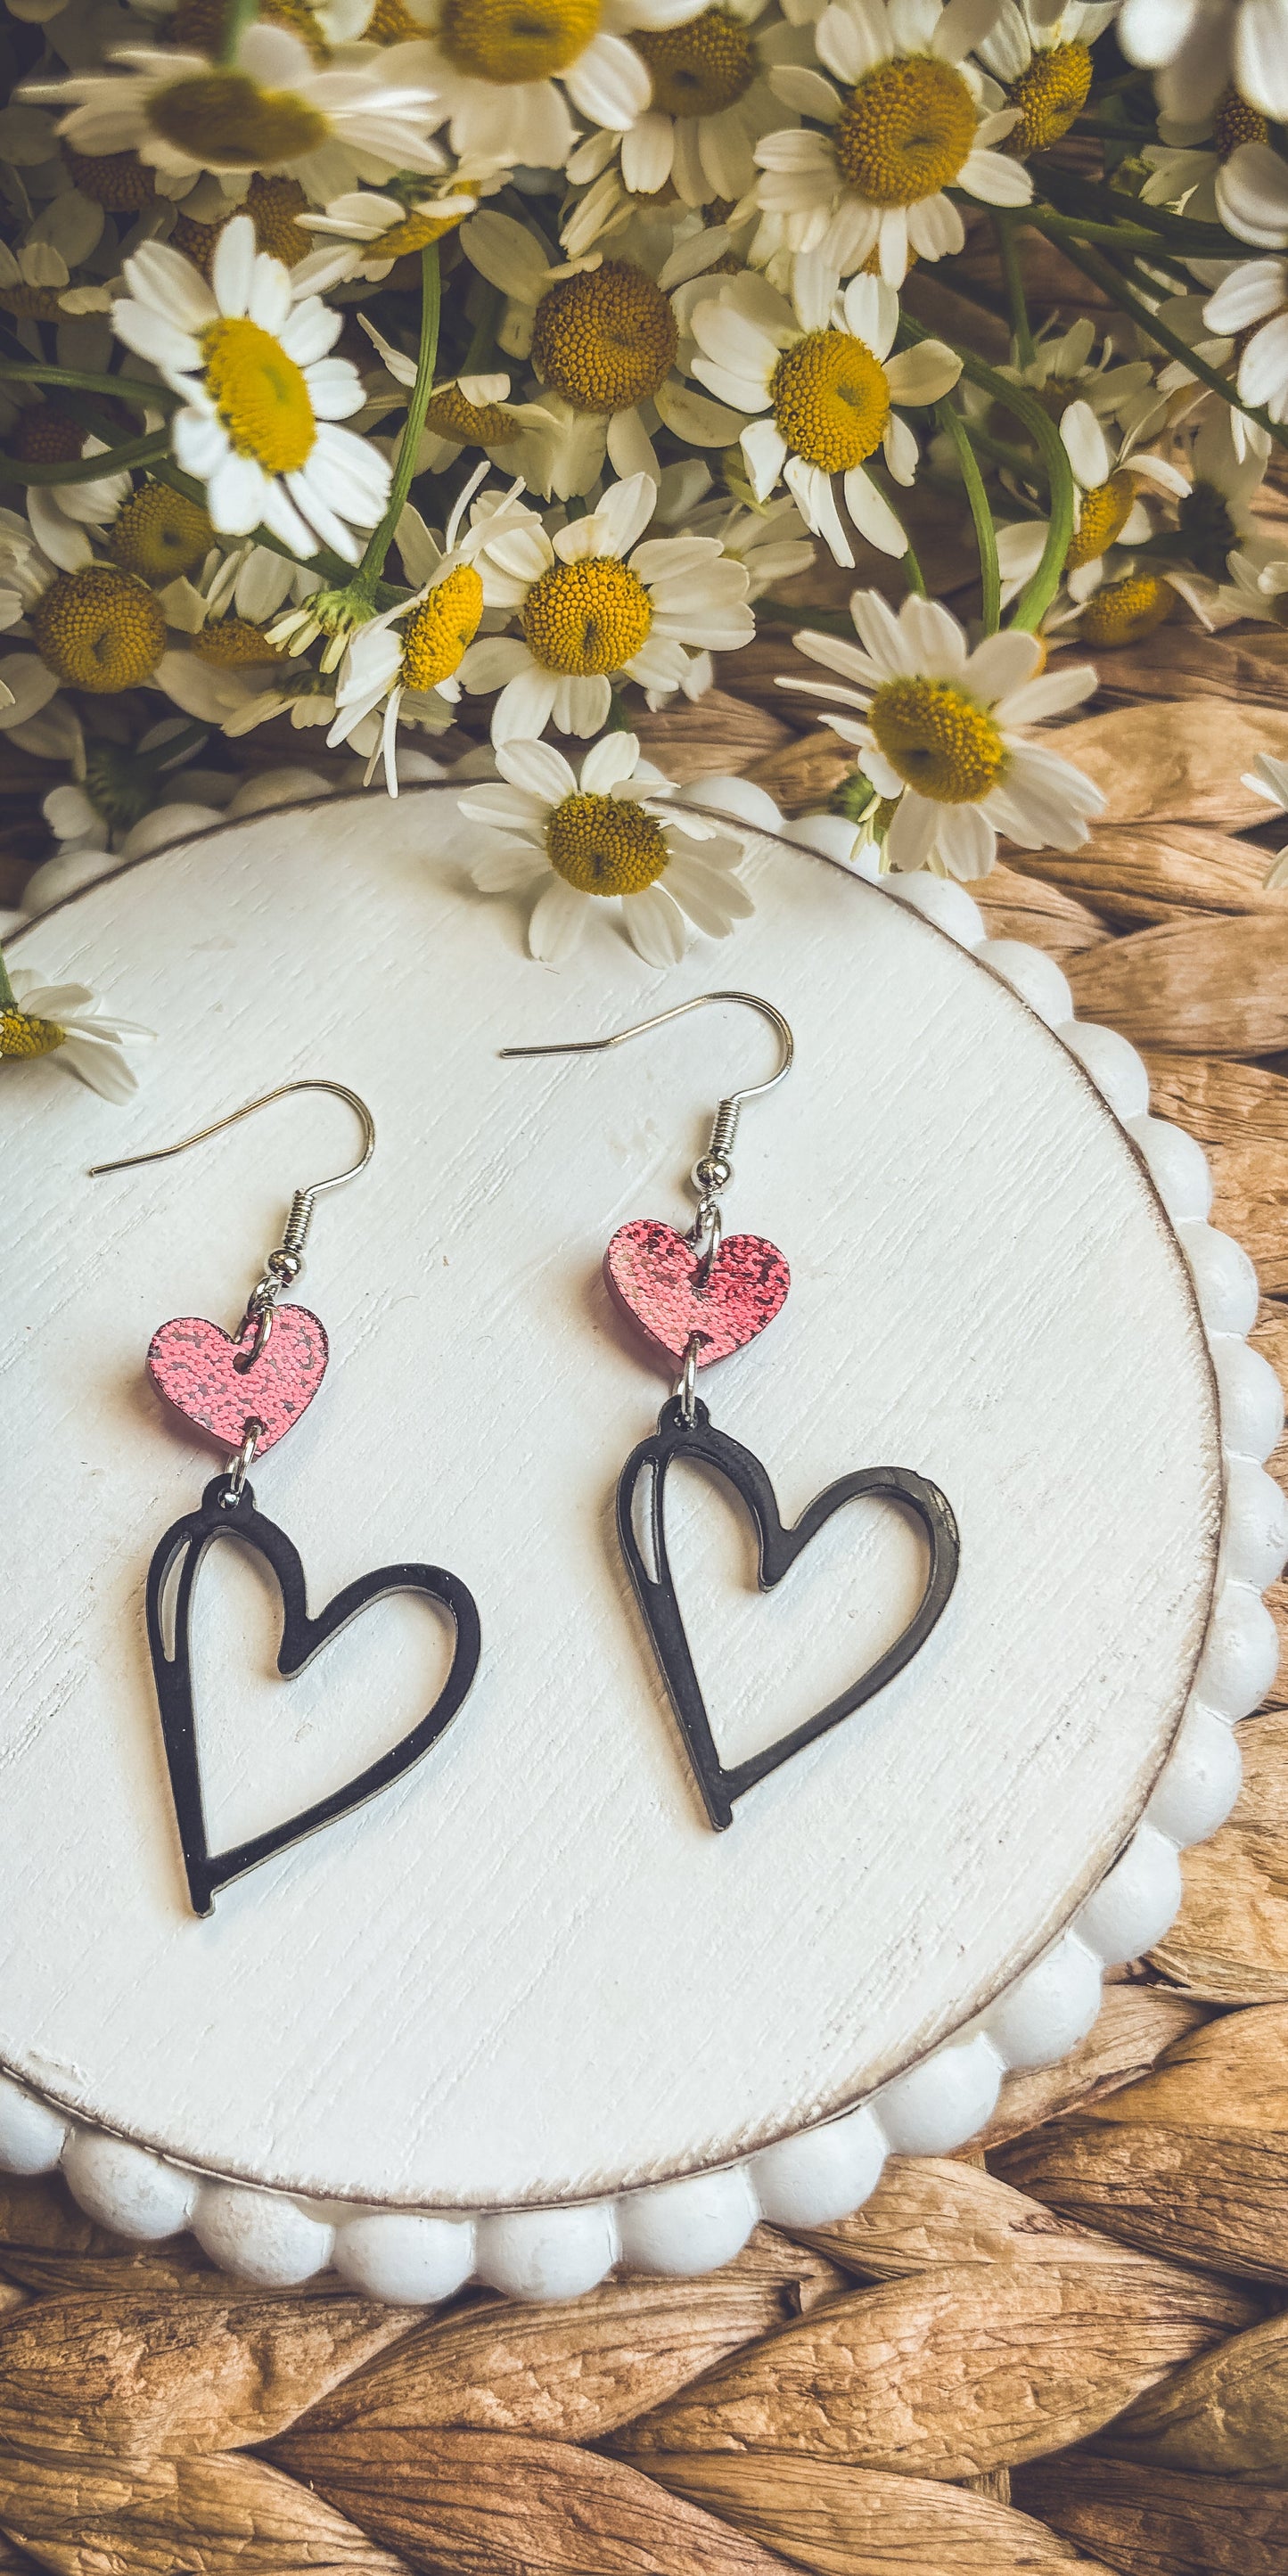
[{"left": 0, "top": 795, "right": 1219, "bottom": 2208}]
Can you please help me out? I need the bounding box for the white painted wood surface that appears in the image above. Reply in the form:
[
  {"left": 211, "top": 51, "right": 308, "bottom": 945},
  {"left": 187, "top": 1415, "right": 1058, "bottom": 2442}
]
[{"left": 1, "top": 790, "right": 1221, "bottom": 2211}]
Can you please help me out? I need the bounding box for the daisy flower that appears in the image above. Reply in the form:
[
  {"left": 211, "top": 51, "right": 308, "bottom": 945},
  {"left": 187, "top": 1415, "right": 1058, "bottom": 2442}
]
[
  {"left": 1221, "top": 543, "right": 1288, "bottom": 622},
  {"left": 1203, "top": 249, "right": 1288, "bottom": 426},
  {"left": 1149, "top": 279, "right": 1272, "bottom": 459},
  {"left": 461, "top": 207, "right": 742, "bottom": 493},
  {"left": 687, "top": 257, "right": 960, "bottom": 563},
  {"left": 326, "top": 471, "right": 522, "bottom": 787},
  {"left": 111, "top": 216, "right": 390, "bottom": 560},
  {"left": 1243, "top": 751, "right": 1288, "bottom": 888},
  {"left": 1118, "top": 0, "right": 1288, "bottom": 125},
  {"left": 679, "top": 484, "right": 818, "bottom": 594},
  {"left": 570, "top": 0, "right": 819, "bottom": 210},
  {"left": 292, "top": 170, "right": 504, "bottom": 290},
  {"left": 974, "top": 0, "right": 1118, "bottom": 157},
  {"left": 3, "top": 416, "right": 133, "bottom": 578},
  {"left": 787, "top": 590, "right": 1103, "bottom": 877},
  {"left": 994, "top": 397, "right": 1191, "bottom": 609},
  {"left": 461, "top": 732, "right": 757, "bottom": 964},
  {"left": 357, "top": 309, "right": 566, "bottom": 493},
  {"left": 459, "top": 470, "right": 755, "bottom": 742},
  {"left": 395, "top": 0, "right": 710, "bottom": 167},
  {"left": 753, "top": 0, "right": 1031, "bottom": 286},
  {"left": 1215, "top": 134, "right": 1288, "bottom": 246},
  {"left": 2, "top": 964, "right": 152, "bottom": 1103},
  {"left": 23, "top": 23, "right": 447, "bottom": 204},
  {"left": 1140, "top": 86, "right": 1272, "bottom": 220}
]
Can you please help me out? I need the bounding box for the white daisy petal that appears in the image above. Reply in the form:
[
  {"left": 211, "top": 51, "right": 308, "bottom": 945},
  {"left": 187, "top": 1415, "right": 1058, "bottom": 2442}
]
[{"left": 623, "top": 882, "right": 689, "bottom": 964}]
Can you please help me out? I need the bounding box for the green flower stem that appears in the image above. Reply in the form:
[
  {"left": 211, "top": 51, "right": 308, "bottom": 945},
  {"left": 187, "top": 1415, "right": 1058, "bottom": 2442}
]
[
  {"left": 992, "top": 210, "right": 1035, "bottom": 368},
  {"left": 1032, "top": 168, "right": 1238, "bottom": 259},
  {"left": 0, "top": 948, "right": 16, "bottom": 1013},
  {"left": 463, "top": 282, "right": 503, "bottom": 378},
  {"left": 755, "top": 601, "right": 858, "bottom": 638},
  {"left": 1071, "top": 115, "right": 1161, "bottom": 140},
  {"left": 220, "top": 0, "right": 258, "bottom": 60},
  {"left": 935, "top": 398, "right": 1000, "bottom": 636},
  {"left": 899, "top": 316, "right": 1075, "bottom": 632},
  {"left": 0, "top": 360, "right": 176, "bottom": 413},
  {"left": 352, "top": 243, "right": 441, "bottom": 598},
  {"left": 900, "top": 536, "right": 926, "bottom": 597},
  {"left": 1040, "top": 227, "right": 1288, "bottom": 462},
  {"left": 0, "top": 430, "right": 168, "bottom": 484}
]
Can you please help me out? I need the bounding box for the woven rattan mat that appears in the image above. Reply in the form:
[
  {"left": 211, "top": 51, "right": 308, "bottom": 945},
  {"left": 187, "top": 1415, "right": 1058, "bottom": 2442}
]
[{"left": 2, "top": 639, "right": 1288, "bottom": 2576}]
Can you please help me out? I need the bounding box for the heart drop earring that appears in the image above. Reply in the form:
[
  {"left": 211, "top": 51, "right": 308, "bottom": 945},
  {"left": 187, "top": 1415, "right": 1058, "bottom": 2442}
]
[
  {"left": 502, "top": 994, "right": 959, "bottom": 1830},
  {"left": 90, "top": 1081, "right": 481, "bottom": 1916}
]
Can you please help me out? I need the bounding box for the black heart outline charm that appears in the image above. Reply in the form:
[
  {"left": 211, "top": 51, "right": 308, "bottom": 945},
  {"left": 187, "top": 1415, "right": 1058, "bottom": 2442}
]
[
  {"left": 616, "top": 1398, "right": 959, "bottom": 1829},
  {"left": 146, "top": 1476, "right": 481, "bottom": 1916}
]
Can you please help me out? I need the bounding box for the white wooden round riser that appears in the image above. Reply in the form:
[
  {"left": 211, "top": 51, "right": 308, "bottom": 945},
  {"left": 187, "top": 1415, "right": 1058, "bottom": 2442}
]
[{"left": 1, "top": 788, "right": 1279, "bottom": 2301}]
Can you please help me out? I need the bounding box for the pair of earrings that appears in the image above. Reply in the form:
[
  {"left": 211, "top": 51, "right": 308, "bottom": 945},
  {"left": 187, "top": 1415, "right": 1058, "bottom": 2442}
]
[{"left": 93, "top": 997, "right": 959, "bottom": 1916}]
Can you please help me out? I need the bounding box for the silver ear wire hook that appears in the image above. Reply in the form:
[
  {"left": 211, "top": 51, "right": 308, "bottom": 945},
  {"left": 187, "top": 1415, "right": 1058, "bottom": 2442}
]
[
  {"left": 89, "top": 1079, "right": 375, "bottom": 1365},
  {"left": 500, "top": 986, "right": 792, "bottom": 1177}
]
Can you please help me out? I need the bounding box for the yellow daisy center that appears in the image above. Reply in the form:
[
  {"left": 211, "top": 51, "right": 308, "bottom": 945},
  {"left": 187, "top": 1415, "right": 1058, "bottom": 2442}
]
[
  {"left": 521, "top": 556, "right": 652, "bottom": 674},
  {"left": 547, "top": 792, "right": 669, "bottom": 894},
  {"left": 109, "top": 482, "right": 214, "bottom": 581},
  {"left": 1213, "top": 83, "right": 1267, "bottom": 158},
  {"left": 401, "top": 564, "right": 485, "bottom": 688},
  {"left": 424, "top": 381, "right": 517, "bottom": 445},
  {"left": 770, "top": 330, "right": 890, "bottom": 472},
  {"left": 11, "top": 406, "right": 86, "bottom": 464},
  {"left": 62, "top": 144, "right": 155, "bottom": 209},
  {"left": 1079, "top": 570, "right": 1172, "bottom": 646},
  {"left": 366, "top": 0, "right": 422, "bottom": 34},
  {"left": 200, "top": 314, "right": 316, "bottom": 473},
  {"left": 193, "top": 616, "right": 290, "bottom": 665},
  {"left": 175, "top": 174, "right": 311, "bottom": 276},
  {"left": 32, "top": 565, "right": 168, "bottom": 693},
  {"left": 530, "top": 262, "right": 678, "bottom": 414},
  {"left": 868, "top": 676, "right": 1007, "bottom": 803},
  {"left": 632, "top": 9, "right": 756, "bottom": 119},
  {"left": 439, "top": 0, "right": 600, "bottom": 83},
  {"left": 1005, "top": 39, "right": 1092, "bottom": 156},
  {"left": 835, "top": 57, "right": 977, "bottom": 205},
  {"left": 1, "top": 1009, "right": 64, "bottom": 1062},
  {"left": 1064, "top": 469, "right": 1135, "bottom": 571},
  {"left": 149, "top": 70, "right": 328, "bottom": 168}
]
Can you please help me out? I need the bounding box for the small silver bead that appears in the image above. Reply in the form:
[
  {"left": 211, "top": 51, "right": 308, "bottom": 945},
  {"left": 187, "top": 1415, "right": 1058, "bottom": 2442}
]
[{"left": 693, "top": 1153, "right": 732, "bottom": 1194}]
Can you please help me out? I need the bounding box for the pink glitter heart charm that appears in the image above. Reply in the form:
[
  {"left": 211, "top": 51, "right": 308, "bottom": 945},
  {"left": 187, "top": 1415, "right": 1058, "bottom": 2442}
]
[
  {"left": 148, "top": 1308, "right": 329, "bottom": 1456},
  {"left": 604, "top": 1219, "right": 790, "bottom": 1370}
]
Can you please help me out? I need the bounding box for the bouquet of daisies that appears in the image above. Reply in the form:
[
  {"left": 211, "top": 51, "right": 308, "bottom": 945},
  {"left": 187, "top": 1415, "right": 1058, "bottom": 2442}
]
[{"left": 2, "top": 0, "right": 1287, "bottom": 1087}]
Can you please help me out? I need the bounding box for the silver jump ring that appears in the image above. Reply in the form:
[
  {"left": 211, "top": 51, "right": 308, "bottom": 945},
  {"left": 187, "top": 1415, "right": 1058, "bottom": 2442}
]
[
  {"left": 222, "top": 1418, "right": 263, "bottom": 1506},
  {"left": 689, "top": 1198, "right": 723, "bottom": 1285},
  {"left": 677, "top": 1333, "right": 703, "bottom": 1425},
  {"left": 233, "top": 1302, "right": 275, "bottom": 1373}
]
